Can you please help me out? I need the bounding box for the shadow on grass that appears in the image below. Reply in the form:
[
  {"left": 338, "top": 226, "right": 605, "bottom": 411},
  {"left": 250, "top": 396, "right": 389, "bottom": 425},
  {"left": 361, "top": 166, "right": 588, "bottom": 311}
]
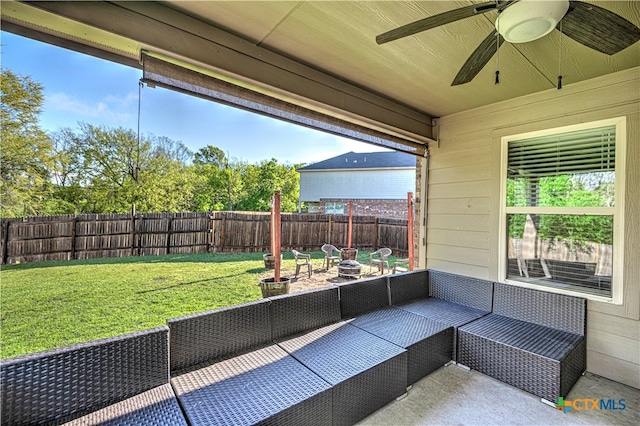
[
  {"left": 1, "top": 252, "right": 281, "bottom": 271},
  {"left": 1, "top": 251, "right": 382, "bottom": 272},
  {"left": 137, "top": 273, "right": 259, "bottom": 293}
]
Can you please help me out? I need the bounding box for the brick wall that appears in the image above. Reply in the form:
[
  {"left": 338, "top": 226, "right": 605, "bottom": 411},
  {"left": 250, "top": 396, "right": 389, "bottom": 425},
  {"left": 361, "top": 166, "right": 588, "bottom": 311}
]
[{"left": 319, "top": 199, "right": 408, "bottom": 220}]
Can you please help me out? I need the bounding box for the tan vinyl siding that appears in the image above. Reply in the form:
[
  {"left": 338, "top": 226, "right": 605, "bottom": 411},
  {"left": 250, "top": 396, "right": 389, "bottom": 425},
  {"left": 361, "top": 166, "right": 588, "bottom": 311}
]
[{"left": 427, "top": 67, "right": 640, "bottom": 389}]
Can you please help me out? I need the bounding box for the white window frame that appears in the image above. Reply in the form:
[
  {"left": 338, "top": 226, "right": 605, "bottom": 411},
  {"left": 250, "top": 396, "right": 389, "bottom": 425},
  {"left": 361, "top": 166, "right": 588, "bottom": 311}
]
[
  {"left": 498, "top": 117, "right": 626, "bottom": 304},
  {"left": 307, "top": 203, "right": 321, "bottom": 214},
  {"left": 325, "top": 202, "right": 345, "bottom": 215}
]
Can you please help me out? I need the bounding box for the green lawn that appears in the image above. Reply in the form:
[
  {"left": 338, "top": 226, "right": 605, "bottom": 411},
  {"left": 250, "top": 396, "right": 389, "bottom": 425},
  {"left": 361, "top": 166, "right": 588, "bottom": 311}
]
[
  {"left": 1, "top": 250, "right": 393, "bottom": 359},
  {"left": 0, "top": 252, "right": 277, "bottom": 359}
]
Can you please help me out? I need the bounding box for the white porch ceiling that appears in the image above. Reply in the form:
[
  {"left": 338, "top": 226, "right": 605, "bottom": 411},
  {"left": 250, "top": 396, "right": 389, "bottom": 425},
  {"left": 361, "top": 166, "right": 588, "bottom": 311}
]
[
  {"left": 163, "top": 0, "right": 640, "bottom": 117},
  {"left": 2, "top": 1, "right": 639, "bottom": 124}
]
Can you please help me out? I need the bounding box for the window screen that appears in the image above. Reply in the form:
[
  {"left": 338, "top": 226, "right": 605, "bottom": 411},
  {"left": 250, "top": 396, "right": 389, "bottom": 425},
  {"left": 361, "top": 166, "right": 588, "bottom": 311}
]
[{"left": 505, "top": 124, "right": 617, "bottom": 298}]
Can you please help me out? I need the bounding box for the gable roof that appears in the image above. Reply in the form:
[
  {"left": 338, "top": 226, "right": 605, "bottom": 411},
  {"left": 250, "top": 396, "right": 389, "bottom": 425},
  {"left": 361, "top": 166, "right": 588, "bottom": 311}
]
[{"left": 298, "top": 151, "right": 416, "bottom": 171}]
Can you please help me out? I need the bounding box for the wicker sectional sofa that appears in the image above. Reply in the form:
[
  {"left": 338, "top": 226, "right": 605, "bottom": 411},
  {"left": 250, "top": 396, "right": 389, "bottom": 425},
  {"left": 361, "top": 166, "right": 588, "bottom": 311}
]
[
  {"left": 1, "top": 269, "right": 587, "bottom": 425},
  {"left": 0, "top": 327, "right": 187, "bottom": 426},
  {"left": 458, "top": 282, "right": 587, "bottom": 403}
]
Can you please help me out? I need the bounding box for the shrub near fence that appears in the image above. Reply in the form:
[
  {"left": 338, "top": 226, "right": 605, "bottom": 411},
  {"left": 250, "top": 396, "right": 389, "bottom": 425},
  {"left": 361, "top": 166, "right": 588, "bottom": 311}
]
[{"left": 0, "top": 212, "right": 408, "bottom": 265}]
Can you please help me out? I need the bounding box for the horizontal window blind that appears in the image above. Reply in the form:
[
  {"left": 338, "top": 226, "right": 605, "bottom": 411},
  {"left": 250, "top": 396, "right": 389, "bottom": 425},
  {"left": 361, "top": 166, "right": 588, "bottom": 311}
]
[
  {"left": 508, "top": 126, "right": 615, "bottom": 177},
  {"left": 141, "top": 53, "right": 427, "bottom": 157}
]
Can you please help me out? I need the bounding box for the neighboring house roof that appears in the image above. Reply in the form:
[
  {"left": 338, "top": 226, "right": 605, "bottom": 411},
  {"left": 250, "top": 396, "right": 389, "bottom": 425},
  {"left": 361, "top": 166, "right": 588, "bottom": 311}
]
[{"left": 297, "top": 151, "right": 416, "bottom": 171}]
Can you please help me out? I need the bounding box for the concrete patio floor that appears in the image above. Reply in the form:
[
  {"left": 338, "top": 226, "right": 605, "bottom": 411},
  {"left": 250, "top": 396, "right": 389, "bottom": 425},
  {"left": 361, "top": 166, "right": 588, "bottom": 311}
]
[{"left": 359, "top": 363, "right": 640, "bottom": 425}]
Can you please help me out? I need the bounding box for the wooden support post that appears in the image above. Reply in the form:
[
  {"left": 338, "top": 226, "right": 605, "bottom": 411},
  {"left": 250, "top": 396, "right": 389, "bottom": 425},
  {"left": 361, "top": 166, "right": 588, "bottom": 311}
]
[
  {"left": 327, "top": 215, "right": 332, "bottom": 245},
  {"left": 347, "top": 201, "right": 353, "bottom": 249},
  {"left": 271, "top": 191, "right": 282, "bottom": 282},
  {"left": 408, "top": 192, "right": 414, "bottom": 271}
]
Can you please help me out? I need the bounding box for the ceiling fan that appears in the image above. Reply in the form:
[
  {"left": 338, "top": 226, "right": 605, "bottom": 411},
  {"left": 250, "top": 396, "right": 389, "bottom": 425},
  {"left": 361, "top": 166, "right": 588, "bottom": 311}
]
[{"left": 376, "top": 0, "right": 640, "bottom": 86}]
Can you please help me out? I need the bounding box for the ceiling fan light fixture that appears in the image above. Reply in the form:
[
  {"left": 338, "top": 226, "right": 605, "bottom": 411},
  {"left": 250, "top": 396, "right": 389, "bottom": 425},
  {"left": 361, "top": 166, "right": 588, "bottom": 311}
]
[{"left": 496, "top": 0, "right": 569, "bottom": 43}]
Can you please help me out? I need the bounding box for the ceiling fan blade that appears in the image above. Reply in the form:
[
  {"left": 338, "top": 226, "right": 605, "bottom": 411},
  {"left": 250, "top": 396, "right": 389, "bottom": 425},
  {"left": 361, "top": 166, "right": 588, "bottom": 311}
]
[
  {"left": 376, "top": 1, "right": 498, "bottom": 45},
  {"left": 561, "top": 1, "right": 640, "bottom": 55},
  {"left": 452, "top": 29, "right": 504, "bottom": 86}
]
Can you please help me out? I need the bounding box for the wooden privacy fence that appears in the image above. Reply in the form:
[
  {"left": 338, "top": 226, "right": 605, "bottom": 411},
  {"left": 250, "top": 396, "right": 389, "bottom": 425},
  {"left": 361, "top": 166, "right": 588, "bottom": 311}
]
[{"left": 1, "top": 212, "right": 408, "bottom": 265}]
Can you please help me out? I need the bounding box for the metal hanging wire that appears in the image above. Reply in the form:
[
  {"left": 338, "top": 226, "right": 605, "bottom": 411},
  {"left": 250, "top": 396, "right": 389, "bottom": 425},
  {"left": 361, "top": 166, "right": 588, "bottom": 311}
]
[
  {"left": 557, "top": 21, "right": 563, "bottom": 90},
  {"left": 495, "top": 18, "right": 500, "bottom": 84},
  {"left": 136, "top": 80, "right": 143, "bottom": 182}
]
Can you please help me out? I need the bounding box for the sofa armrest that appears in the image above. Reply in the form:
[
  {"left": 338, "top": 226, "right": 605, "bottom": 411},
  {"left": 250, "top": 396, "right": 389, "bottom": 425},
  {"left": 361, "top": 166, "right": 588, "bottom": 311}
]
[{"left": 0, "top": 327, "right": 169, "bottom": 425}]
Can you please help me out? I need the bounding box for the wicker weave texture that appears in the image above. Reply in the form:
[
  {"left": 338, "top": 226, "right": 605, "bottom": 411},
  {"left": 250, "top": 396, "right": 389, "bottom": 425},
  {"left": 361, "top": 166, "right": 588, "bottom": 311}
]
[
  {"left": 388, "top": 270, "right": 429, "bottom": 305},
  {"left": 338, "top": 276, "right": 390, "bottom": 319},
  {"left": 397, "top": 298, "right": 489, "bottom": 327},
  {"left": 458, "top": 330, "right": 583, "bottom": 402},
  {"left": 349, "top": 306, "right": 450, "bottom": 348},
  {"left": 277, "top": 322, "right": 406, "bottom": 385},
  {"left": 397, "top": 298, "right": 488, "bottom": 363},
  {"left": 460, "top": 314, "right": 583, "bottom": 360},
  {"left": 349, "top": 306, "right": 453, "bottom": 385},
  {"left": 406, "top": 329, "right": 452, "bottom": 386},
  {"left": 560, "top": 339, "right": 587, "bottom": 398},
  {"left": 63, "top": 384, "right": 187, "bottom": 426},
  {"left": 331, "top": 356, "right": 407, "bottom": 425},
  {"left": 493, "top": 283, "right": 586, "bottom": 335},
  {"left": 270, "top": 287, "right": 341, "bottom": 340},
  {"left": 429, "top": 270, "right": 494, "bottom": 311},
  {"left": 167, "top": 299, "right": 271, "bottom": 373},
  {"left": 458, "top": 314, "right": 586, "bottom": 402},
  {"left": 278, "top": 321, "right": 407, "bottom": 425},
  {"left": 0, "top": 327, "right": 169, "bottom": 426},
  {"left": 171, "top": 345, "right": 332, "bottom": 426}
]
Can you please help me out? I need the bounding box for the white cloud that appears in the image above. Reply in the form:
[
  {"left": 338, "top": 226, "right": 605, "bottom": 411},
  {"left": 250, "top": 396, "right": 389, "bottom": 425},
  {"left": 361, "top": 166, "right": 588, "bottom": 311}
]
[
  {"left": 105, "top": 91, "right": 138, "bottom": 108},
  {"left": 46, "top": 92, "right": 134, "bottom": 124}
]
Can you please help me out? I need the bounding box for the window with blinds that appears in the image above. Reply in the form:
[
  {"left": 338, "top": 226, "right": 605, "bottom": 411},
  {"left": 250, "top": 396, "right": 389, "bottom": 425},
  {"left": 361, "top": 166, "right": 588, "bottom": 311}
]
[
  {"left": 507, "top": 126, "right": 616, "bottom": 208},
  {"left": 501, "top": 119, "right": 625, "bottom": 303}
]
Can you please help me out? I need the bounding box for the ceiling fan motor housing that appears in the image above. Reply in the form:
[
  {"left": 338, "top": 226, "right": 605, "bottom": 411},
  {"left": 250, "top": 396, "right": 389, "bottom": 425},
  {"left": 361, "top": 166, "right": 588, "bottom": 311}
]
[{"left": 496, "top": 0, "right": 569, "bottom": 43}]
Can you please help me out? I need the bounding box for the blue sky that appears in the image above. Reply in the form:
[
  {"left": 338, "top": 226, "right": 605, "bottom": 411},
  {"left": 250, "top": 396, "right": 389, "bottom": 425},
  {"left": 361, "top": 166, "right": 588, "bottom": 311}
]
[{"left": 1, "top": 31, "right": 389, "bottom": 165}]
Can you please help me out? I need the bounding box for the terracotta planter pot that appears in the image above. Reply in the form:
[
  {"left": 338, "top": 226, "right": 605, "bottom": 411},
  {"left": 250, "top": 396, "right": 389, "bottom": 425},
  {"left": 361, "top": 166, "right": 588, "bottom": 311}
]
[{"left": 259, "top": 277, "right": 291, "bottom": 298}]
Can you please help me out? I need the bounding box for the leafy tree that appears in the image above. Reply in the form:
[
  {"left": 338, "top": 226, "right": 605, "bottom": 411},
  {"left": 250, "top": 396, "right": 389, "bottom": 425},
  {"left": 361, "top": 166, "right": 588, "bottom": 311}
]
[
  {"left": 236, "top": 159, "right": 299, "bottom": 212},
  {"left": 507, "top": 173, "right": 613, "bottom": 245},
  {"left": 48, "top": 128, "right": 87, "bottom": 213},
  {"left": 0, "top": 69, "right": 53, "bottom": 217},
  {"left": 536, "top": 175, "right": 613, "bottom": 245},
  {"left": 69, "top": 124, "right": 197, "bottom": 213},
  {"left": 192, "top": 146, "right": 244, "bottom": 211},
  {"left": 194, "top": 145, "right": 227, "bottom": 168}
]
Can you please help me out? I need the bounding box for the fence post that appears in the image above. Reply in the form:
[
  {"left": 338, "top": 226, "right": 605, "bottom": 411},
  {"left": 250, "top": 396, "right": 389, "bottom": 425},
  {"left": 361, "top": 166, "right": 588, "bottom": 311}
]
[
  {"left": 374, "top": 217, "right": 379, "bottom": 250},
  {"left": 2, "top": 220, "right": 9, "bottom": 265},
  {"left": 137, "top": 214, "right": 143, "bottom": 256},
  {"left": 220, "top": 212, "right": 226, "bottom": 252},
  {"left": 327, "top": 215, "right": 332, "bottom": 245},
  {"left": 166, "top": 216, "right": 173, "bottom": 255},
  {"left": 70, "top": 216, "right": 77, "bottom": 260},
  {"left": 130, "top": 208, "right": 136, "bottom": 256},
  {"left": 208, "top": 213, "right": 214, "bottom": 253}
]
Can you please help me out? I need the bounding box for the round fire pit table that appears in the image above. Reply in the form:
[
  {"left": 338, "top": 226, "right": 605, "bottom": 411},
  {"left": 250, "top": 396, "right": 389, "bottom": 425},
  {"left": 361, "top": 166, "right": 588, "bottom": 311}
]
[{"left": 338, "top": 260, "right": 362, "bottom": 279}]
